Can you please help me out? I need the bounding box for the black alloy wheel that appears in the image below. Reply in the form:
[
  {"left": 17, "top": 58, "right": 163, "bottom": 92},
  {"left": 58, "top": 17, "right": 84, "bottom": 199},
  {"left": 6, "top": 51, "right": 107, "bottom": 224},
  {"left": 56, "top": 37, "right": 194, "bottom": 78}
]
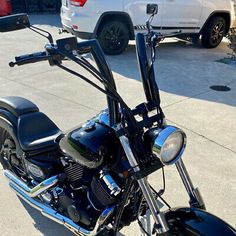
[
  {"left": 202, "top": 16, "right": 226, "bottom": 48},
  {"left": 97, "top": 21, "right": 129, "bottom": 55},
  {"left": 0, "top": 127, "right": 14, "bottom": 170},
  {"left": 0, "top": 127, "right": 23, "bottom": 176}
]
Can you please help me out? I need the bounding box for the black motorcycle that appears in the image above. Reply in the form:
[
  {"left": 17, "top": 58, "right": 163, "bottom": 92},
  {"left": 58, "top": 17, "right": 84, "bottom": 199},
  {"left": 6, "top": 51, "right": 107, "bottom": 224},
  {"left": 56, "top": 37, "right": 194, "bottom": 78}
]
[{"left": 0, "top": 5, "right": 235, "bottom": 236}]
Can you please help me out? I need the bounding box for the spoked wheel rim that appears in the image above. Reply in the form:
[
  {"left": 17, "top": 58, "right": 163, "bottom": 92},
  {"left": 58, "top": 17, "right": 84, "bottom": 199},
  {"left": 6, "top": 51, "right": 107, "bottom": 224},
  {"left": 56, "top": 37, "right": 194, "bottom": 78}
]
[
  {"left": 102, "top": 24, "right": 127, "bottom": 54},
  {"left": 210, "top": 21, "right": 225, "bottom": 46}
]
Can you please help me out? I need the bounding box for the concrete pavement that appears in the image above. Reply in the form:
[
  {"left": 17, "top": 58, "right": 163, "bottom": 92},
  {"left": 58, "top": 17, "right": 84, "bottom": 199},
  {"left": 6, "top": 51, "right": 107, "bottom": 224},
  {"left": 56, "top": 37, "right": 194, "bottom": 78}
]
[{"left": 0, "top": 15, "right": 235, "bottom": 235}]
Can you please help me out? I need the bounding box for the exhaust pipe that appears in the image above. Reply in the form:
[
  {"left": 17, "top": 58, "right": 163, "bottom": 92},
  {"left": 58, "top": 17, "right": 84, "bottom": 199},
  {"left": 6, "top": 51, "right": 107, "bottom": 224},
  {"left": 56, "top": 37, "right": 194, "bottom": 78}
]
[
  {"left": 4, "top": 170, "right": 115, "bottom": 236},
  {"left": 4, "top": 169, "right": 58, "bottom": 198}
]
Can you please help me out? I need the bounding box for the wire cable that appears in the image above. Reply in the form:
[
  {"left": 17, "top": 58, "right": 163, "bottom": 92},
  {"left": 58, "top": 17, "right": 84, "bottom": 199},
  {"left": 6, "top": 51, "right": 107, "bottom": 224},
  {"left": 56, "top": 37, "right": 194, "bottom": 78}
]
[
  {"left": 57, "top": 49, "right": 138, "bottom": 131},
  {"left": 56, "top": 64, "right": 120, "bottom": 102}
]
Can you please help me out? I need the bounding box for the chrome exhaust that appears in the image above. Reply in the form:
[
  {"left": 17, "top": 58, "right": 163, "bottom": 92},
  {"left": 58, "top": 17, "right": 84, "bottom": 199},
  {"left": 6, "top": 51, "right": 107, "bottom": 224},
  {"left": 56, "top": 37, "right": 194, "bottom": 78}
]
[
  {"left": 4, "top": 170, "right": 115, "bottom": 236},
  {"left": 4, "top": 169, "right": 58, "bottom": 198}
]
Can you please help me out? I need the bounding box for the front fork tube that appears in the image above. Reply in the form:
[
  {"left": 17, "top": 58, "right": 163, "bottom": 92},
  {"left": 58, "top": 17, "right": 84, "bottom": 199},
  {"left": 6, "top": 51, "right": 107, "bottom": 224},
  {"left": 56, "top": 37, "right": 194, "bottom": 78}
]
[
  {"left": 119, "top": 135, "right": 169, "bottom": 234},
  {"left": 175, "top": 159, "right": 206, "bottom": 210}
]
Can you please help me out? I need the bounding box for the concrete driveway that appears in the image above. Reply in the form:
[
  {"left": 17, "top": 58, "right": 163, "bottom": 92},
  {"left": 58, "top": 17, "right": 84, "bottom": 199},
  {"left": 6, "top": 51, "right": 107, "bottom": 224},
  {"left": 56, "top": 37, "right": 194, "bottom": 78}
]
[{"left": 0, "top": 15, "right": 235, "bottom": 235}]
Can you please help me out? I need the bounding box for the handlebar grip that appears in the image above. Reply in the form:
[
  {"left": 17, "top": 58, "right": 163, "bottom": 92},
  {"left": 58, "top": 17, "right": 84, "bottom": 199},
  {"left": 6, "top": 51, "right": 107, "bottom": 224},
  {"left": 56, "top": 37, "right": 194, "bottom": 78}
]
[{"left": 9, "top": 51, "right": 49, "bottom": 67}]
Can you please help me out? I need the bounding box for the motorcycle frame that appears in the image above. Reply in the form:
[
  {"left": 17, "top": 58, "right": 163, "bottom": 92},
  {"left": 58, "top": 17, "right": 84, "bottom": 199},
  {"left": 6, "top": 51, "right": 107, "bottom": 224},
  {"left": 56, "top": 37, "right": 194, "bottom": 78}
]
[
  {"left": 121, "top": 33, "right": 205, "bottom": 234},
  {"left": 57, "top": 34, "right": 205, "bottom": 234}
]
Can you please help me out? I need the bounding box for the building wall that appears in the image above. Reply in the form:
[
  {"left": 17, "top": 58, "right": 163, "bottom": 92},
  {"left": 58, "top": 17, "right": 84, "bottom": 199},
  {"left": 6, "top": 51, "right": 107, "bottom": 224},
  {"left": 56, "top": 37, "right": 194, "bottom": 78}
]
[{"left": 11, "top": 0, "right": 61, "bottom": 13}]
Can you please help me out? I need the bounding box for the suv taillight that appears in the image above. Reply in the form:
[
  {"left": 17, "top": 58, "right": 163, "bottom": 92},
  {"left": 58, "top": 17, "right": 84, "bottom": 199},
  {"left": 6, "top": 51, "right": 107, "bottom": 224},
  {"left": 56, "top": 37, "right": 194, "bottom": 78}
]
[{"left": 70, "top": 0, "right": 87, "bottom": 7}]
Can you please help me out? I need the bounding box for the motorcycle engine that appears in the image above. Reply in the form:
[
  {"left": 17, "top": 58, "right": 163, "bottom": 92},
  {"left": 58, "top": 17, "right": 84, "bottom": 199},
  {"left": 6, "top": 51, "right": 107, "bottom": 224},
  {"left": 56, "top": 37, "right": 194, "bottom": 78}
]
[
  {"left": 59, "top": 160, "right": 122, "bottom": 227},
  {"left": 57, "top": 121, "right": 127, "bottom": 227},
  {"left": 88, "top": 170, "right": 121, "bottom": 210}
]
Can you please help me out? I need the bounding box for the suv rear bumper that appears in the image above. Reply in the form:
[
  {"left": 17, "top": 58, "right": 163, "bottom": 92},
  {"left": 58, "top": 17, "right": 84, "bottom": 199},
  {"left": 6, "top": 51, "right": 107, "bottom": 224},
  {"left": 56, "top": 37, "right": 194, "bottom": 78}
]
[{"left": 62, "top": 24, "right": 93, "bottom": 39}]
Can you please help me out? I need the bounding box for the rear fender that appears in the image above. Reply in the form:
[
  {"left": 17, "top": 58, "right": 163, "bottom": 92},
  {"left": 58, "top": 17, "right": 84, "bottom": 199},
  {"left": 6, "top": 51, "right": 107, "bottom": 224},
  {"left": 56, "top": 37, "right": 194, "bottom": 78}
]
[{"left": 165, "top": 207, "right": 236, "bottom": 236}]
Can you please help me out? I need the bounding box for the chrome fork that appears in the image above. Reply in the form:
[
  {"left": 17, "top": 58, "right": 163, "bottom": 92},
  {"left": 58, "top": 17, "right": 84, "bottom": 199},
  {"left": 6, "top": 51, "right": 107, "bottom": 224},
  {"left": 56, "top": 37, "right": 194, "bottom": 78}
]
[
  {"left": 175, "top": 159, "right": 205, "bottom": 209},
  {"left": 118, "top": 133, "right": 170, "bottom": 234}
]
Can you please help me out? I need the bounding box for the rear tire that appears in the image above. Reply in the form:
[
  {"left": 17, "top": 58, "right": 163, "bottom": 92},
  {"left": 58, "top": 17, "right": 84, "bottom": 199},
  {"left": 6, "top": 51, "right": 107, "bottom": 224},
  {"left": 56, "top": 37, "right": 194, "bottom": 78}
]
[
  {"left": 201, "top": 16, "right": 226, "bottom": 48},
  {"left": 0, "top": 127, "right": 22, "bottom": 176},
  {"left": 0, "top": 127, "right": 7, "bottom": 150},
  {"left": 97, "top": 21, "right": 129, "bottom": 55},
  {"left": 0, "top": 127, "right": 13, "bottom": 170}
]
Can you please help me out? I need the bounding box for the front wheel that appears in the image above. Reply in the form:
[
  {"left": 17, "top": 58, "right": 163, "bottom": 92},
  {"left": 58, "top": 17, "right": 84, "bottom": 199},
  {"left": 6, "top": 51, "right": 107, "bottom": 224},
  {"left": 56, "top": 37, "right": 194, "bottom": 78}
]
[
  {"left": 201, "top": 16, "right": 226, "bottom": 48},
  {"left": 97, "top": 21, "right": 129, "bottom": 55}
]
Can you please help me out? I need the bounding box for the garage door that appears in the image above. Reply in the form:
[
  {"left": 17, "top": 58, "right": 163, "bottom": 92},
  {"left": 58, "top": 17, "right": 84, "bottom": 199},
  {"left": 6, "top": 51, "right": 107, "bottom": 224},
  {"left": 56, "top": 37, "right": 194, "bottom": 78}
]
[{"left": 11, "top": 0, "right": 61, "bottom": 13}]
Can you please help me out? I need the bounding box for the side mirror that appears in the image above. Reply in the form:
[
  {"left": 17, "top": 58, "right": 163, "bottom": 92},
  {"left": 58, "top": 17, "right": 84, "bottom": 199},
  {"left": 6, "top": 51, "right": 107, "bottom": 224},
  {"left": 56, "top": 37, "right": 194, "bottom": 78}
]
[
  {"left": 0, "top": 14, "right": 30, "bottom": 33},
  {"left": 146, "top": 4, "right": 158, "bottom": 15}
]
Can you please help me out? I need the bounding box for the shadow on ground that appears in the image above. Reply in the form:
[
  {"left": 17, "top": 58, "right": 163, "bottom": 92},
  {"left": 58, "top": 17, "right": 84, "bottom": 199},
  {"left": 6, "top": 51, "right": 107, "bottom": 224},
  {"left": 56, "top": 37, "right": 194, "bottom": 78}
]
[
  {"left": 20, "top": 198, "right": 125, "bottom": 236},
  {"left": 20, "top": 198, "right": 74, "bottom": 236},
  {"left": 24, "top": 14, "right": 236, "bottom": 108},
  {"left": 107, "top": 40, "right": 236, "bottom": 107}
]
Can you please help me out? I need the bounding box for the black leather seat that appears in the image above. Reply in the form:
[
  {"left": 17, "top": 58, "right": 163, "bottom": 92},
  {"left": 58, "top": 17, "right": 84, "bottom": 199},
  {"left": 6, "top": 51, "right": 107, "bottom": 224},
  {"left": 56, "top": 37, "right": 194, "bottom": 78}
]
[
  {"left": 17, "top": 112, "right": 61, "bottom": 151},
  {"left": 0, "top": 96, "right": 39, "bottom": 117},
  {"left": 0, "top": 96, "right": 61, "bottom": 152}
]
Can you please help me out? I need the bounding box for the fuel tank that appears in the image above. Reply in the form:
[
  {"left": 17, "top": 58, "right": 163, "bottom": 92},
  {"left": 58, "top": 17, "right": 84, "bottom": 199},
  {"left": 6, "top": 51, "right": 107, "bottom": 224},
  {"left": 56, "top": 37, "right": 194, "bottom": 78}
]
[{"left": 59, "top": 121, "right": 119, "bottom": 169}]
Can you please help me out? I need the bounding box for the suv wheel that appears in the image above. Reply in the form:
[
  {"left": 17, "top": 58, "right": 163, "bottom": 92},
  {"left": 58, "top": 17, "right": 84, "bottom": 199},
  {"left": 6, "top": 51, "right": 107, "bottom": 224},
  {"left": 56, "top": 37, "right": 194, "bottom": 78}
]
[
  {"left": 97, "top": 21, "right": 129, "bottom": 55},
  {"left": 201, "top": 16, "right": 226, "bottom": 48}
]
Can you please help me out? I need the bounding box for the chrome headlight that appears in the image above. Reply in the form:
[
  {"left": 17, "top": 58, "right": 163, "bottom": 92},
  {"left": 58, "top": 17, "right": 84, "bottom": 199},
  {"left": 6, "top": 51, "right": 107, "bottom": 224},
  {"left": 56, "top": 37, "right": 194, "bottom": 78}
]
[{"left": 152, "top": 126, "right": 186, "bottom": 165}]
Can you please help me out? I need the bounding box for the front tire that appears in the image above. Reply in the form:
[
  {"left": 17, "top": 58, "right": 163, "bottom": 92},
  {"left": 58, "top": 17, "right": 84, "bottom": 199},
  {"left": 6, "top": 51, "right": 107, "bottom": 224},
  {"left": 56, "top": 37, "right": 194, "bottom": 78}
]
[
  {"left": 97, "top": 21, "right": 129, "bottom": 55},
  {"left": 201, "top": 16, "right": 226, "bottom": 48}
]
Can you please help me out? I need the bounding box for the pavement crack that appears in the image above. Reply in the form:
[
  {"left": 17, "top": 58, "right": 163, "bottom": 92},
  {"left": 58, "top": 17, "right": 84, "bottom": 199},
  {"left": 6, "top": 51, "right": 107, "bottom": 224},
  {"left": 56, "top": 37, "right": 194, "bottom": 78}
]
[
  {"left": 3, "top": 67, "right": 57, "bottom": 81},
  {"left": 166, "top": 118, "right": 236, "bottom": 154},
  {"left": 162, "top": 89, "right": 210, "bottom": 109},
  {"left": 4, "top": 77, "right": 100, "bottom": 112},
  {"left": 162, "top": 77, "right": 236, "bottom": 109},
  {"left": 226, "top": 79, "right": 236, "bottom": 87}
]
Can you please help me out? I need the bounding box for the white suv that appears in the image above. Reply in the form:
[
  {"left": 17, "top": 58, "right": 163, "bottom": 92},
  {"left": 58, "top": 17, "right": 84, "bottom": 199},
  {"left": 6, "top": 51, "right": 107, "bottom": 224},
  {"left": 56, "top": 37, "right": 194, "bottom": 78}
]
[{"left": 61, "top": 0, "right": 236, "bottom": 55}]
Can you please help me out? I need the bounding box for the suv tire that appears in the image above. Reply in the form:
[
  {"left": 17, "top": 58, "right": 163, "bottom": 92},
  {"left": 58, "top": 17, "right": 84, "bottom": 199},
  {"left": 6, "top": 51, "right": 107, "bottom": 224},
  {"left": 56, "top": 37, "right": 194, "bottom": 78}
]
[
  {"left": 201, "top": 16, "right": 226, "bottom": 48},
  {"left": 97, "top": 21, "right": 129, "bottom": 55}
]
